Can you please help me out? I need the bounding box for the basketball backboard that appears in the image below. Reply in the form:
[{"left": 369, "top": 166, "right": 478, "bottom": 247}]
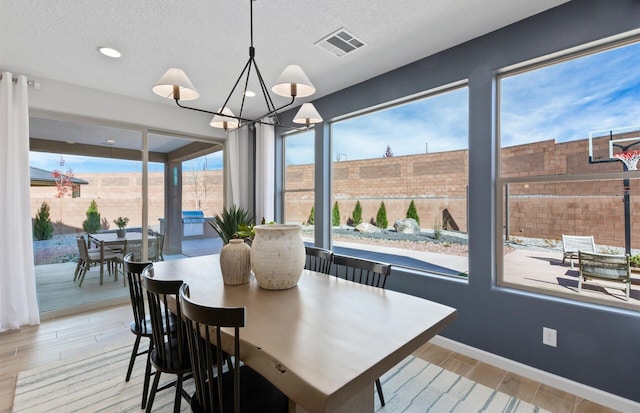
[{"left": 588, "top": 126, "right": 640, "bottom": 162}]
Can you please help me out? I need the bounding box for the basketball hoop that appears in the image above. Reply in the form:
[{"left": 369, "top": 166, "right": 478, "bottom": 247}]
[{"left": 613, "top": 149, "right": 640, "bottom": 170}]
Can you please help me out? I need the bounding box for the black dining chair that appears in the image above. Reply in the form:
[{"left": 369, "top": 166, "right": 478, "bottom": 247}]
[
  {"left": 142, "top": 266, "right": 191, "bottom": 413},
  {"left": 179, "top": 283, "right": 289, "bottom": 413},
  {"left": 123, "top": 253, "right": 155, "bottom": 409},
  {"left": 331, "top": 254, "right": 392, "bottom": 406},
  {"left": 304, "top": 246, "right": 333, "bottom": 274}
]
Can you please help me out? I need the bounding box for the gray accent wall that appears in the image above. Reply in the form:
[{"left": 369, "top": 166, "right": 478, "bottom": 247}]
[{"left": 277, "top": 0, "right": 640, "bottom": 402}]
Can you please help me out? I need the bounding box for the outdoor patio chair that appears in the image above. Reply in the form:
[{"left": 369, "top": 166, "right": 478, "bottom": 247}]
[
  {"left": 330, "top": 254, "right": 392, "bottom": 406},
  {"left": 304, "top": 246, "right": 333, "bottom": 274},
  {"left": 148, "top": 231, "right": 164, "bottom": 262},
  {"left": 179, "top": 283, "right": 288, "bottom": 413},
  {"left": 578, "top": 251, "right": 631, "bottom": 301},
  {"left": 75, "top": 235, "right": 120, "bottom": 286},
  {"left": 562, "top": 234, "right": 596, "bottom": 269}
]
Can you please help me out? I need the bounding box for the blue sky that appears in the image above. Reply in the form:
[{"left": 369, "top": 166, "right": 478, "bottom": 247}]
[
  {"left": 287, "top": 41, "right": 639, "bottom": 165},
  {"left": 29, "top": 151, "right": 223, "bottom": 174},
  {"left": 31, "top": 41, "right": 640, "bottom": 172}
]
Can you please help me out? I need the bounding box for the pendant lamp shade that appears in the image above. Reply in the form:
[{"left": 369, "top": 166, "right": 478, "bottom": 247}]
[
  {"left": 293, "top": 103, "right": 323, "bottom": 125},
  {"left": 152, "top": 68, "right": 199, "bottom": 101},
  {"left": 271, "top": 65, "right": 316, "bottom": 98},
  {"left": 210, "top": 107, "right": 240, "bottom": 130}
]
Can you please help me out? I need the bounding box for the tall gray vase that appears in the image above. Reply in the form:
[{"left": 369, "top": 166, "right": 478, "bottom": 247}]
[{"left": 219, "top": 239, "right": 251, "bottom": 285}]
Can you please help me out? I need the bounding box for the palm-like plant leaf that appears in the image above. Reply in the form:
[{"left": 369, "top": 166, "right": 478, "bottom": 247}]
[{"left": 208, "top": 205, "right": 254, "bottom": 244}]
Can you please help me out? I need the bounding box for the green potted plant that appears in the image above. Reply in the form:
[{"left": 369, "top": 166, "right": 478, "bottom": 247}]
[
  {"left": 113, "top": 216, "right": 129, "bottom": 238},
  {"left": 208, "top": 205, "right": 254, "bottom": 245}
]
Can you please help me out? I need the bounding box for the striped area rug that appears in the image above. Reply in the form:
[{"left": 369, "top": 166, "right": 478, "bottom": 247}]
[{"left": 13, "top": 345, "right": 548, "bottom": 412}]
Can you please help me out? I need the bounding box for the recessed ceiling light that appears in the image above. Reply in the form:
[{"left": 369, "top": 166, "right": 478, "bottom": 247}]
[
  {"left": 244, "top": 90, "right": 256, "bottom": 97},
  {"left": 97, "top": 46, "right": 121, "bottom": 58},
  {"left": 105, "top": 139, "right": 115, "bottom": 145},
  {"left": 65, "top": 140, "right": 75, "bottom": 145}
]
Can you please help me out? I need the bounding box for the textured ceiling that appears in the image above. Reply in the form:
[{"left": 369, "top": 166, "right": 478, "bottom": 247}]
[{"left": 1, "top": 0, "right": 569, "bottom": 150}]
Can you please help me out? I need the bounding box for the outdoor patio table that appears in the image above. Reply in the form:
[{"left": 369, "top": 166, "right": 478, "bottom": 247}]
[
  {"left": 151, "top": 254, "right": 457, "bottom": 413},
  {"left": 89, "top": 231, "right": 155, "bottom": 246},
  {"left": 89, "top": 232, "right": 157, "bottom": 258}
]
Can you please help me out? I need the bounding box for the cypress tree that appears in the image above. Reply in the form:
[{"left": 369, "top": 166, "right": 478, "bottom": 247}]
[
  {"left": 376, "top": 201, "right": 388, "bottom": 229},
  {"left": 307, "top": 206, "right": 315, "bottom": 225},
  {"left": 82, "top": 200, "right": 102, "bottom": 234},
  {"left": 332, "top": 201, "right": 341, "bottom": 227},
  {"left": 352, "top": 200, "right": 363, "bottom": 225},
  {"left": 406, "top": 200, "right": 420, "bottom": 225},
  {"left": 33, "top": 202, "right": 54, "bottom": 240}
]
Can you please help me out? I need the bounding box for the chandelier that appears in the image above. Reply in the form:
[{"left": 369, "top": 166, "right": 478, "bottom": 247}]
[{"left": 152, "top": 0, "right": 322, "bottom": 131}]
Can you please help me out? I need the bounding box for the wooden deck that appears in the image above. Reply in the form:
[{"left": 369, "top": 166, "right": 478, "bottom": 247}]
[{"left": 35, "top": 237, "right": 223, "bottom": 318}]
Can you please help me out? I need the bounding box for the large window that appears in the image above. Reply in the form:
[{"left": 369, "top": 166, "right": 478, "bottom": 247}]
[
  {"left": 182, "top": 151, "right": 224, "bottom": 215},
  {"left": 330, "top": 85, "right": 469, "bottom": 277},
  {"left": 498, "top": 38, "right": 640, "bottom": 309},
  {"left": 283, "top": 130, "right": 315, "bottom": 241}
]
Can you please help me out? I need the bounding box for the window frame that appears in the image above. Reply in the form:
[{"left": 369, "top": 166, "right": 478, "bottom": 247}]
[
  {"left": 495, "top": 34, "right": 640, "bottom": 310},
  {"left": 327, "top": 81, "right": 471, "bottom": 278}
]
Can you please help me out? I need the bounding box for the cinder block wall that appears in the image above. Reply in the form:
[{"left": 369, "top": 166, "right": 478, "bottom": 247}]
[
  {"left": 285, "top": 135, "right": 637, "bottom": 248},
  {"left": 31, "top": 170, "right": 224, "bottom": 234},
  {"left": 31, "top": 135, "right": 639, "bottom": 248}
]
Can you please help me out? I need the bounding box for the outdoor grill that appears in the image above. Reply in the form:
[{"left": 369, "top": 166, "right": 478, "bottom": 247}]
[{"left": 182, "top": 210, "right": 205, "bottom": 237}]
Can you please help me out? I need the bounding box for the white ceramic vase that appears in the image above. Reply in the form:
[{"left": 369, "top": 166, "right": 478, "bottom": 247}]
[
  {"left": 250, "top": 224, "right": 305, "bottom": 290},
  {"left": 219, "top": 239, "right": 252, "bottom": 285}
]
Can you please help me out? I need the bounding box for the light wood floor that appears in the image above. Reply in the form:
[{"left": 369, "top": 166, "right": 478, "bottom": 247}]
[{"left": 0, "top": 304, "right": 618, "bottom": 413}]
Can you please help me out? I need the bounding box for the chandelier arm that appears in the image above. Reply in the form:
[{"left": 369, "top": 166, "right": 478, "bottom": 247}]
[
  {"left": 238, "top": 60, "right": 255, "bottom": 121},
  {"left": 252, "top": 58, "right": 280, "bottom": 123},
  {"left": 174, "top": 99, "right": 263, "bottom": 125},
  {"left": 220, "top": 58, "right": 253, "bottom": 113},
  {"left": 253, "top": 96, "right": 296, "bottom": 121},
  {"left": 174, "top": 99, "right": 311, "bottom": 130}
]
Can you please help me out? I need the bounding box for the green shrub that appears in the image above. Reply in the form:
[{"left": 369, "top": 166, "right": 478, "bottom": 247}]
[
  {"left": 307, "top": 206, "right": 315, "bottom": 225},
  {"left": 375, "top": 201, "right": 388, "bottom": 229},
  {"left": 33, "top": 202, "right": 54, "bottom": 240},
  {"left": 82, "top": 200, "right": 101, "bottom": 234},
  {"left": 406, "top": 200, "right": 420, "bottom": 225},
  {"left": 352, "top": 201, "right": 363, "bottom": 225},
  {"left": 433, "top": 218, "right": 443, "bottom": 240},
  {"left": 332, "top": 201, "right": 341, "bottom": 227}
]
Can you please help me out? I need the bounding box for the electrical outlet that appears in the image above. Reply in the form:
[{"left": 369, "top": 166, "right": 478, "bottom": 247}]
[{"left": 543, "top": 327, "right": 557, "bottom": 347}]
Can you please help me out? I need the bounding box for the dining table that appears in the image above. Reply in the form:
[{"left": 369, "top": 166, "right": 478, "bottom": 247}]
[
  {"left": 89, "top": 231, "right": 157, "bottom": 258},
  {"left": 89, "top": 231, "right": 155, "bottom": 246},
  {"left": 151, "top": 254, "right": 457, "bottom": 413}
]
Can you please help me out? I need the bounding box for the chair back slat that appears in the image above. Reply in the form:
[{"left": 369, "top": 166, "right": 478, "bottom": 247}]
[
  {"left": 180, "top": 284, "right": 245, "bottom": 413},
  {"left": 142, "top": 266, "right": 187, "bottom": 370},
  {"left": 332, "top": 254, "right": 391, "bottom": 288},
  {"left": 305, "top": 246, "right": 333, "bottom": 274},
  {"left": 123, "top": 253, "right": 152, "bottom": 333},
  {"left": 76, "top": 236, "right": 89, "bottom": 261}
]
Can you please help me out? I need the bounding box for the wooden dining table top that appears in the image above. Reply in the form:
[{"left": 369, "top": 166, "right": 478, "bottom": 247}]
[{"left": 151, "top": 254, "right": 457, "bottom": 413}]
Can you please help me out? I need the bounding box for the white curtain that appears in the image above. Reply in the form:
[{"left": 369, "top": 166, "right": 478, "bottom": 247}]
[
  {"left": 224, "top": 127, "right": 250, "bottom": 209},
  {"left": 0, "top": 72, "right": 40, "bottom": 332},
  {"left": 255, "top": 124, "right": 275, "bottom": 223}
]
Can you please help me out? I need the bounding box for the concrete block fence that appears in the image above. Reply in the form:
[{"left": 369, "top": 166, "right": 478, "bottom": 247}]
[{"left": 30, "top": 134, "right": 640, "bottom": 248}]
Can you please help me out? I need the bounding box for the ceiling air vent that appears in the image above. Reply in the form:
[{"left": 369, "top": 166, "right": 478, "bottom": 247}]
[{"left": 316, "top": 28, "right": 365, "bottom": 57}]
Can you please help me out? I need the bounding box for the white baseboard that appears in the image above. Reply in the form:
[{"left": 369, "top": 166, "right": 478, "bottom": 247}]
[{"left": 431, "top": 335, "right": 640, "bottom": 413}]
